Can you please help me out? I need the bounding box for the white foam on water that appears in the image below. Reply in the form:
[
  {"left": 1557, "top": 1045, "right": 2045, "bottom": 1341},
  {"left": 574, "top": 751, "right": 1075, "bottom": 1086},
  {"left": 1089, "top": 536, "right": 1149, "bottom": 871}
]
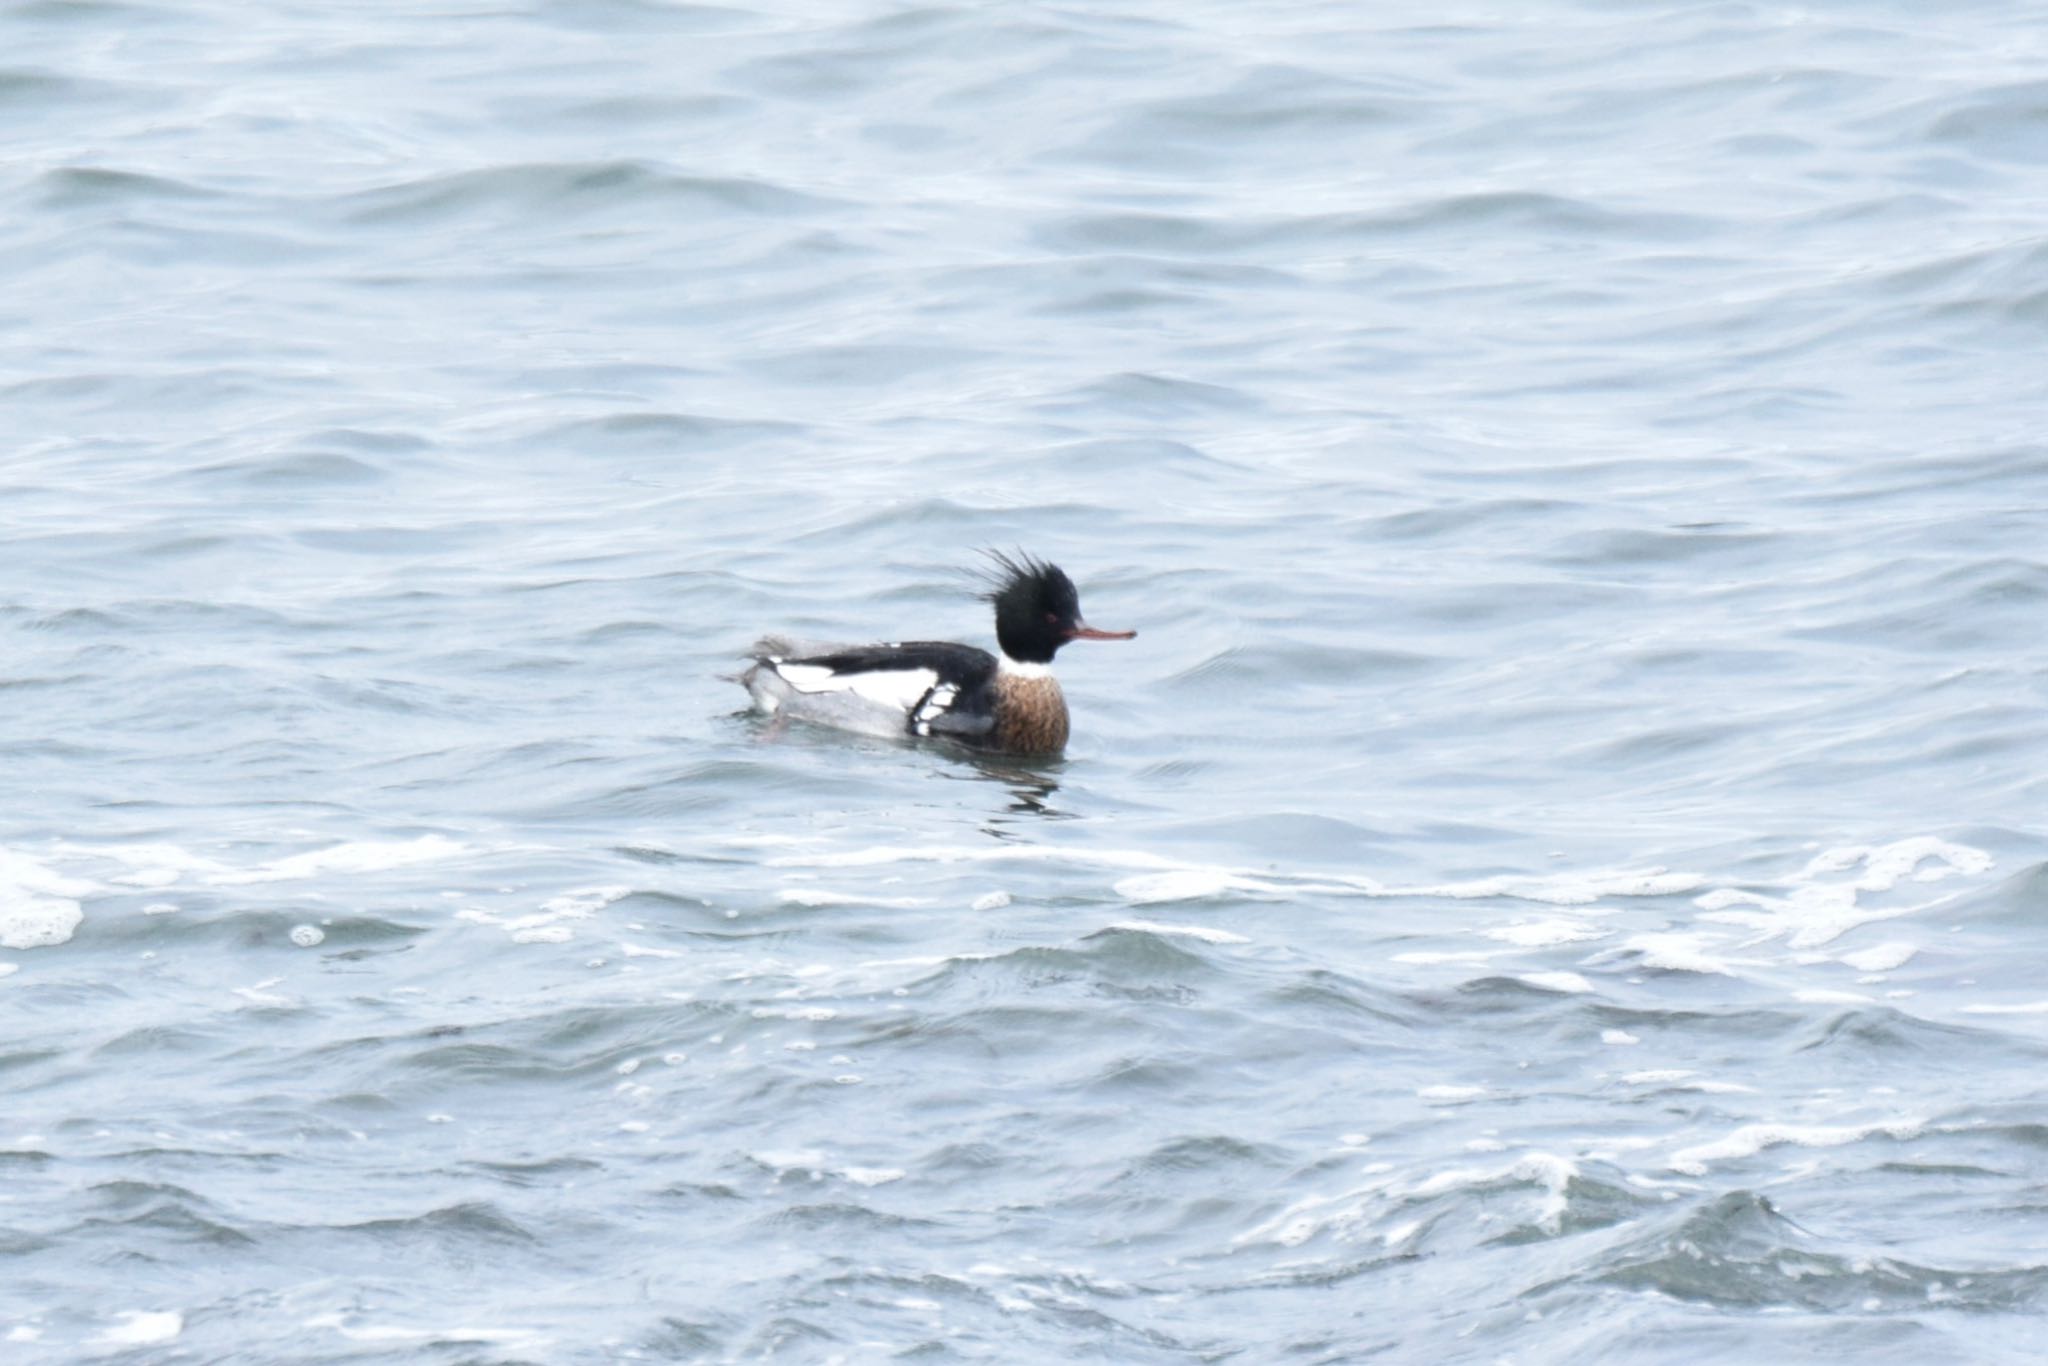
[
  {"left": 1959, "top": 1001, "right": 2048, "bottom": 1015},
  {"left": 1622, "top": 1070, "right": 1755, "bottom": 1094},
  {"left": 304, "top": 1313, "right": 547, "bottom": 1348},
  {"left": 771, "top": 843, "right": 1191, "bottom": 873},
  {"left": 1839, "top": 941, "right": 1918, "bottom": 972},
  {"left": 457, "top": 884, "right": 631, "bottom": 944},
  {"left": 210, "top": 835, "right": 473, "bottom": 885},
  {"left": 1485, "top": 918, "right": 1609, "bottom": 948},
  {"left": 51, "top": 841, "right": 229, "bottom": 884},
  {"left": 778, "top": 888, "right": 931, "bottom": 908},
  {"left": 754, "top": 840, "right": 1991, "bottom": 1020},
  {"left": 0, "top": 895, "right": 83, "bottom": 950},
  {"left": 713, "top": 952, "right": 977, "bottom": 1005},
  {"left": 1692, "top": 838, "right": 1992, "bottom": 950},
  {"left": 1349, "top": 835, "right": 1999, "bottom": 1009},
  {"left": 234, "top": 978, "right": 294, "bottom": 1008},
  {"left": 878, "top": 838, "right": 2001, "bottom": 1025},
  {"left": 1518, "top": 971, "right": 1593, "bottom": 993},
  {"left": 1574, "top": 1135, "right": 1661, "bottom": 1158},
  {"left": 1234, "top": 1170, "right": 1394, "bottom": 1248},
  {"left": 0, "top": 848, "right": 94, "bottom": 950},
  {"left": 16, "top": 835, "right": 501, "bottom": 950},
  {"left": 1418, "top": 1084, "right": 1488, "bottom": 1102},
  {"left": 843, "top": 1166, "right": 907, "bottom": 1186},
  {"left": 1806, "top": 837, "right": 1993, "bottom": 888},
  {"left": 1116, "top": 869, "right": 1272, "bottom": 904},
  {"left": 773, "top": 838, "right": 1991, "bottom": 1006},
  {"left": 764, "top": 842, "right": 1709, "bottom": 911},
  {"left": 1667, "top": 1117, "right": 1925, "bottom": 1175},
  {"left": 1597, "top": 932, "right": 1739, "bottom": 975},
  {"left": 1408, "top": 870, "right": 1701, "bottom": 905},
  {"left": 1600, "top": 1029, "right": 1640, "bottom": 1045},
  {"left": 112, "top": 867, "right": 182, "bottom": 888},
  {"left": 754, "top": 1148, "right": 900, "bottom": 1185},
  {"left": 1407, "top": 1153, "right": 1578, "bottom": 1234},
  {"left": 290, "top": 925, "right": 325, "bottom": 948},
  {"left": 971, "top": 890, "right": 1012, "bottom": 911},
  {"left": 751, "top": 1005, "right": 837, "bottom": 1022},
  {"left": 1238, "top": 1151, "right": 1578, "bottom": 1248},
  {"left": 94, "top": 1311, "right": 182, "bottom": 1346},
  {"left": 0, "top": 963, "right": 17, "bottom": 979},
  {"left": 1109, "top": 919, "right": 1250, "bottom": 944}
]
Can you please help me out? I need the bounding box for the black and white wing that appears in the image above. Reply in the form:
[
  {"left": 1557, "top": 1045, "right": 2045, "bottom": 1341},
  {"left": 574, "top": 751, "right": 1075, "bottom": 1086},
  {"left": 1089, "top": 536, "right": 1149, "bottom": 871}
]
[{"left": 743, "top": 638, "right": 998, "bottom": 741}]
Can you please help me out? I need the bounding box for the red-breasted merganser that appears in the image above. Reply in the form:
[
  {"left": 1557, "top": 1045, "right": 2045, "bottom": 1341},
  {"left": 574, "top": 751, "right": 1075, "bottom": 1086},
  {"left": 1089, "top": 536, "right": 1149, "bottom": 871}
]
[{"left": 742, "top": 552, "right": 1136, "bottom": 755}]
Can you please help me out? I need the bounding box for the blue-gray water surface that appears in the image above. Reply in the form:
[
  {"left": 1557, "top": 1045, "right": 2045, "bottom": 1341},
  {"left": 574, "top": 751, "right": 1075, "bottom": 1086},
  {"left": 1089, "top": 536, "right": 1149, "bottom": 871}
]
[{"left": 5, "top": 1, "right": 2048, "bottom": 1360}]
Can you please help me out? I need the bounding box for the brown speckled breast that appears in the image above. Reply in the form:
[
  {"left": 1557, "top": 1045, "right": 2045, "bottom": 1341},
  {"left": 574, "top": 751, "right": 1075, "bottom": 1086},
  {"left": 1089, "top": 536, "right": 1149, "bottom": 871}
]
[{"left": 992, "top": 673, "right": 1069, "bottom": 754}]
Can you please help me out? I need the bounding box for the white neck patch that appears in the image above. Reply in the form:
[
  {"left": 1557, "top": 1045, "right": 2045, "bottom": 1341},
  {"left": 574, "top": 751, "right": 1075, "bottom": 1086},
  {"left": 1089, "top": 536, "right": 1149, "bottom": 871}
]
[{"left": 1000, "top": 657, "right": 1054, "bottom": 679}]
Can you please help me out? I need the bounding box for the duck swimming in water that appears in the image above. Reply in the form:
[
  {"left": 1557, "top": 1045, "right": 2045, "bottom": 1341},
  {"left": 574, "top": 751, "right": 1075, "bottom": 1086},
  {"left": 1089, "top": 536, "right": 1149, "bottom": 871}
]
[{"left": 741, "top": 552, "right": 1135, "bottom": 755}]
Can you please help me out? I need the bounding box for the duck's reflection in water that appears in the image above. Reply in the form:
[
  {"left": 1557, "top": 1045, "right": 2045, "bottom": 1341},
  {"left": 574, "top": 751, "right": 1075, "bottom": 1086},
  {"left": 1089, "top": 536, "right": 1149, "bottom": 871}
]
[{"left": 947, "top": 754, "right": 1069, "bottom": 832}]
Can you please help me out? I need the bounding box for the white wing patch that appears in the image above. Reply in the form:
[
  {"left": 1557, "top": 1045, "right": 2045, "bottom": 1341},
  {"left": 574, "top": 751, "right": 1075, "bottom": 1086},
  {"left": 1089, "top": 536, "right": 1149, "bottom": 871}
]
[
  {"left": 912, "top": 683, "right": 959, "bottom": 736},
  {"left": 773, "top": 663, "right": 940, "bottom": 714}
]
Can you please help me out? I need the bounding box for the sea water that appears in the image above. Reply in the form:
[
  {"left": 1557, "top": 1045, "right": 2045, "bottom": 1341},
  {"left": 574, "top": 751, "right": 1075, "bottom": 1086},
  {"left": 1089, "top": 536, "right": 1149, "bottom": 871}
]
[{"left": 4, "top": 1, "right": 2048, "bottom": 1360}]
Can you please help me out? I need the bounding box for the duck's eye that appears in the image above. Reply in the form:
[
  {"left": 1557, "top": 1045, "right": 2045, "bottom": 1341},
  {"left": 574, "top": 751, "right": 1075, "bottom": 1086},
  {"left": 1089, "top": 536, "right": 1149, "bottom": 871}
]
[{"left": 1044, "top": 612, "right": 1059, "bottom": 624}]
